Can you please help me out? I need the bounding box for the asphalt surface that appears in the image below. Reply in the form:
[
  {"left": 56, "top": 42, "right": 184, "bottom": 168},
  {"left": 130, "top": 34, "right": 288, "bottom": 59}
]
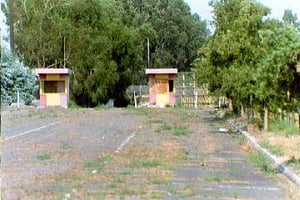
[{"left": 1, "top": 107, "right": 286, "bottom": 199}]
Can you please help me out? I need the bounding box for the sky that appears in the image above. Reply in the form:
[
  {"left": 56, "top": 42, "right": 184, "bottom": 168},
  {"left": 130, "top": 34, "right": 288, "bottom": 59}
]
[{"left": 184, "top": 0, "right": 300, "bottom": 22}]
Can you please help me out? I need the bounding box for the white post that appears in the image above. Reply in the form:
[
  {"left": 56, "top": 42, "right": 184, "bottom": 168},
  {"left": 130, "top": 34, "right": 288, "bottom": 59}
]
[
  {"left": 134, "top": 90, "right": 137, "bottom": 108},
  {"left": 17, "top": 90, "right": 20, "bottom": 110},
  {"left": 195, "top": 91, "right": 198, "bottom": 109}
]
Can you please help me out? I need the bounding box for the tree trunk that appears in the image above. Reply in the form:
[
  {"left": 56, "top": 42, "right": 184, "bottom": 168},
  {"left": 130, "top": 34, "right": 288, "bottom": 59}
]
[
  {"left": 241, "top": 103, "right": 246, "bottom": 118},
  {"left": 264, "top": 104, "right": 268, "bottom": 131}
]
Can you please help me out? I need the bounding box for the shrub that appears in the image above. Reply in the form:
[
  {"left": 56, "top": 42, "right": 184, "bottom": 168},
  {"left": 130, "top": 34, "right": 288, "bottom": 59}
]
[{"left": 1, "top": 50, "right": 38, "bottom": 105}]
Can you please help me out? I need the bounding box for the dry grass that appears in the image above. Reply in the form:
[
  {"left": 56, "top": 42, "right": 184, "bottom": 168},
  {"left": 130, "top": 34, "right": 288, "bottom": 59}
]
[{"left": 20, "top": 139, "right": 184, "bottom": 199}]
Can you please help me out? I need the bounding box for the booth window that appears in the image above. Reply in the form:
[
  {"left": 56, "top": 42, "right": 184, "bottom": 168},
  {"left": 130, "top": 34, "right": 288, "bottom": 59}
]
[
  {"left": 169, "top": 80, "right": 174, "bottom": 92},
  {"left": 44, "top": 81, "right": 65, "bottom": 93}
]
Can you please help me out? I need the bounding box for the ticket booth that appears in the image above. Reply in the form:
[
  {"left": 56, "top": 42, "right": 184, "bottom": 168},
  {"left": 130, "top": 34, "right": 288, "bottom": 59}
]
[
  {"left": 146, "top": 68, "right": 178, "bottom": 107},
  {"left": 36, "top": 68, "right": 72, "bottom": 108}
]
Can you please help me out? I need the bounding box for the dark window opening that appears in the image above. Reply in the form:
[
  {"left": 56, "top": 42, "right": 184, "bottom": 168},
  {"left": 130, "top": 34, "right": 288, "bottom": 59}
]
[
  {"left": 169, "top": 80, "right": 174, "bottom": 92},
  {"left": 44, "top": 81, "right": 65, "bottom": 93}
]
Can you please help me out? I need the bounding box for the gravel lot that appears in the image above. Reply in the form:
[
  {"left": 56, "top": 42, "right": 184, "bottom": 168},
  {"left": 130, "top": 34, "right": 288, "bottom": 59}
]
[{"left": 1, "top": 107, "right": 293, "bottom": 199}]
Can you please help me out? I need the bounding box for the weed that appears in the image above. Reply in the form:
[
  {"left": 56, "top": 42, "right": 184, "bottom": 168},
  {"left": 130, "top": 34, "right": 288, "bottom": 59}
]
[
  {"left": 71, "top": 175, "right": 86, "bottom": 189},
  {"left": 60, "top": 142, "right": 74, "bottom": 150},
  {"left": 27, "top": 110, "right": 34, "bottom": 117},
  {"left": 161, "top": 124, "right": 172, "bottom": 131},
  {"left": 261, "top": 141, "right": 284, "bottom": 156},
  {"left": 204, "top": 176, "right": 222, "bottom": 182},
  {"left": 36, "top": 152, "right": 51, "bottom": 160},
  {"left": 150, "top": 191, "right": 163, "bottom": 199},
  {"left": 173, "top": 125, "right": 191, "bottom": 136},
  {"left": 151, "top": 178, "right": 170, "bottom": 185},
  {"left": 270, "top": 120, "right": 299, "bottom": 136},
  {"left": 148, "top": 118, "right": 164, "bottom": 124},
  {"left": 142, "top": 160, "right": 161, "bottom": 168},
  {"left": 68, "top": 100, "right": 82, "bottom": 109},
  {"left": 84, "top": 155, "right": 112, "bottom": 170},
  {"left": 183, "top": 184, "right": 196, "bottom": 197},
  {"left": 249, "top": 151, "right": 276, "bottom": 176},
  {"left": 129, "top": 160, "right": 141, "bottom": 168}
]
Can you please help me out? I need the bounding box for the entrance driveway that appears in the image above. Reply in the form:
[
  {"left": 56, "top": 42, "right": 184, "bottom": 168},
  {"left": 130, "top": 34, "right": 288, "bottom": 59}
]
[{"left": 1, "top": 108, "right": 286, "bottom": 199}]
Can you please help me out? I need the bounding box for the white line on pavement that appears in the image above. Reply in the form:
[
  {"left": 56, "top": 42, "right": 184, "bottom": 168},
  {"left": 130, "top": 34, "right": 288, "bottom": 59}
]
[
  {"left": 218, "top": 184, "right": 280, "bottom": 191},
  {"left": 115, "top": 132, "right": 136, "bottom": 153},
  {"left": 4, "top": 121, "right": 62, "bottom": 141}
]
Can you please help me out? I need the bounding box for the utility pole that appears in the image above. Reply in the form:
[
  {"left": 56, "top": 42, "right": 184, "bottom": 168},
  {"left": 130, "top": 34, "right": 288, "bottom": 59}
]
[{"left": 147, "top": 38, "right": 150, "bottom": 68}]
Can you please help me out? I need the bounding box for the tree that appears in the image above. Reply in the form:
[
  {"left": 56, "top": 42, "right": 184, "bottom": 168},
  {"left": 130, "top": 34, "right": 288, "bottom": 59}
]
[
  {"left": 255, "top": 21, "right": 300, "bottom": 129},
  {"left": 194, "top": 0, "right": 300, "bottom": 130},
  {"left": 118, "top": 0, "right": 209, "bottom": 71},
  {"left": 194, "top": 0, "right": 269, "bottom": 113},
  {"left": 12, "top": 0, "right": 209, "bottom": 107},
  {"left": 282, "top": 9, "right": 300, "bottom": 29},
  {"left": 1, "top": 49, "right": 38, "bottom": 105}
]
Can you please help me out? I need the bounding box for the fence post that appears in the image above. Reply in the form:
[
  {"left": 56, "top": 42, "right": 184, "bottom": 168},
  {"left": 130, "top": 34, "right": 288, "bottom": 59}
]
[
  {"left": 134, "top": 91, "right": 137, "bottom": 108},
  {"left": 17, "top": 90, "right": 20, "bottom": 110},
  {"left": 194, "top": 91, "right": 198, "bottom": 109}
]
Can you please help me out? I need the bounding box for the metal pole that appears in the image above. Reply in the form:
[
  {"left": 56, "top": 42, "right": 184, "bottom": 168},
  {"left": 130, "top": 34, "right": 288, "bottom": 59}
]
[
  {"left": 147, "top": 38, "right": 150, "bottom": 68},
  {"left": 17, "top": 90, "right": 20, "bottom": 110},
  {"left": 63, "top": 36, "right": 66, "bottom": 68}
]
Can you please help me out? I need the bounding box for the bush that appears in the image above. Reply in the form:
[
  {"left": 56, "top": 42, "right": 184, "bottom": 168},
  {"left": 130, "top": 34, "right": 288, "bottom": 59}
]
[{"left": 1, "top": 50, "right": 38, "bottom": 105}]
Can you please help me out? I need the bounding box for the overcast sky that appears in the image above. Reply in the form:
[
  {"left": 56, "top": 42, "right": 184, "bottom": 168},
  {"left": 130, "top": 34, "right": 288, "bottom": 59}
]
[{"left": 184, "top": 0, "right": 300, "bottom": 22}]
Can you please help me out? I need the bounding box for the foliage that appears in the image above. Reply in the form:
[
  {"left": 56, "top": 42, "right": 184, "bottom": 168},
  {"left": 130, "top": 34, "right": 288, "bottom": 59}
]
[
  {"left": 9, "top": 0, "right": 209, "bottom": 107},
  {"left": 193, "top": 0, "right": 300, "bottom": 123},
  {"left": 1, "top": 49, "right": 38, "bottom": 105}
]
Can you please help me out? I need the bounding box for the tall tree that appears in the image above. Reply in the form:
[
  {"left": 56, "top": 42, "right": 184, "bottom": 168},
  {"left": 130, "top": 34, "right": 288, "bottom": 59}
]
[
  {"left": 194, "top": 0, "right": 269, "bottom": 112},
  {"left": 194, "top": 0, "right": 300, "bottom": 129}
]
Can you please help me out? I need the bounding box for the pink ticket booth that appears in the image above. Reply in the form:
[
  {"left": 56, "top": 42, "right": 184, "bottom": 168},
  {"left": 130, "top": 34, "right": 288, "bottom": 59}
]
[
  {"left": 35, "top": 68, "right": 72, "bottom": 108},
  {"left": 145, "top": 68, "right": 178, "bottom": 107}
]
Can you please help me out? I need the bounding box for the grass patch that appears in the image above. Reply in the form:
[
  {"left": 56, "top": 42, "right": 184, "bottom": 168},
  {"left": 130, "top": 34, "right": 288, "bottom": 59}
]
[
  {"left": 84, "top": 155, "right": 112, "bottom": 170},
  {"left": 148, "top": 118, "right": 164, "bottom": 124},
  {"left": 270, "top": 120, "right": 299, "bottom": 136},
  {"left": 204, "top": 176, "right": 222, "bottom": 182},
  {"left": 59, "top": 142, "right": 74, "bottom": 150},
  {"left": 36, "top": 152, "right": 51, "bottom": 160},
  {"left": 173, "top": 125, "right": 191, "bottom": 136},
  {"left": 261, "top": 141, "right": 284, "bottom": 156},
  {"left": 151, "top": 178, "right": 170, "bottom": 185},
  {"left": 249, "top": 151, "right": 276, "bottom": 176},
  {"left": 68, "top": 100, "right": 82, "bottom": 109},
  {"left": 161, "top": 124, "right": 172, "bottom": 131},
  {"left": 142, "top": 160, "right": 161, "bottom": 168}
]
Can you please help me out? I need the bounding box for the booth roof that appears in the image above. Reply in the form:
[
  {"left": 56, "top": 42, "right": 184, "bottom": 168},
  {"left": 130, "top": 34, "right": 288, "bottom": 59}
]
[
  {"left": 145, "top": 68, "right": 178, "bottom": 75},
  {"left": 35, "top": 68, "right": 72, "bottom": 75}
]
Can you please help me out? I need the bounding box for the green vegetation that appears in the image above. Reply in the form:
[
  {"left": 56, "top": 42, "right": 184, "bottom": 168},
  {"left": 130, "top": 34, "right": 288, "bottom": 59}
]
[
  {"left": 173, "top": 125, "right": 191, "bottom": 136},
  {"left": 194, "top": 0, "right": 300, "bottom": 129},
  {"left": 204, "top": 176, "right": 222, "bottom": 182},
  {"left": 142, "top": 160, "right": 161, "bottom": 168},
  {"left": 269, "top": 120, "right": 300, "bottom": 136},
  {"left": 1, "top": 49, "right": 38, "bottom": 105},
  {"left": 249, "top": 151, "right": 276, "bottom": 176},
  {"left": 84, "top": 155, "right": 112, "bottom": 170},
  {"left": 36, "top": 152, "right": 51, "bottom": 161},
  {"left": 261, "top": 141, "right": 284, "bottom": 156},
  {"left": 3, "top": 0, "right": 209, "bottom": 107}
]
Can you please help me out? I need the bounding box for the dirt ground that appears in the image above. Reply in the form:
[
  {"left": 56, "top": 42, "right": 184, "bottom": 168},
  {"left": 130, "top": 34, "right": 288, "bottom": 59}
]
[{"left": 1, "top": 107, "right": 298, "bottom": 199}]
